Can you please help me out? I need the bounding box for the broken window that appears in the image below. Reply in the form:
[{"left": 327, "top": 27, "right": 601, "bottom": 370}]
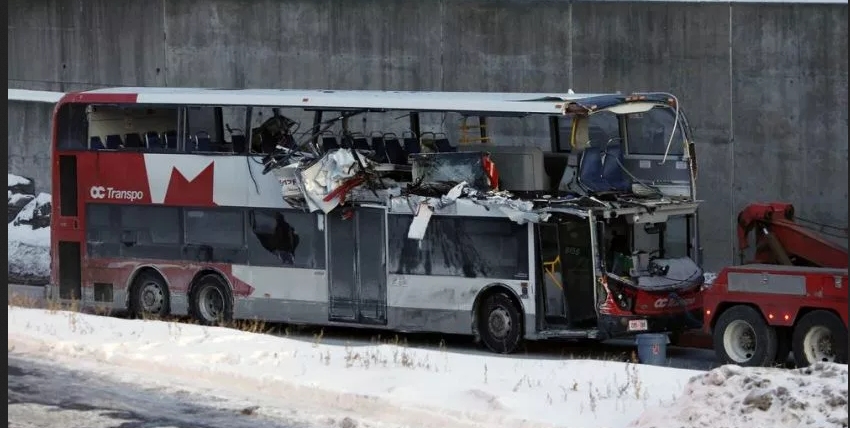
[
  {"left": 247, "top": 210, "right": 325, "bottom": 269},
  {"left": 625, "top": 106, "right": 685, "bottom": 156}
]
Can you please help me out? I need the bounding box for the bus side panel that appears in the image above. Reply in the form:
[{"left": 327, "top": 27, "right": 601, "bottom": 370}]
[
  {"left": 231, "top": 265, "right": 329, "bottom": 324},
  {"left": 386, "top": 275, "right": 531, "bottom": 335},
  {"left": 384, "top": 214, "right": 533, "bottom": 335}
]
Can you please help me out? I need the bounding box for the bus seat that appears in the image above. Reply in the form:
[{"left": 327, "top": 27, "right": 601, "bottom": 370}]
[
  {"left": 577, "top": 145, "right": 607, "bottom": 192},
  {"left": 194, "top": 132, "right": 212, "bottom": 152},
  {"left": 89, "top": 136, "right": 105, "bottom": 150},
  {"left": 434, "top": 136, "right": 456, "bottom": 152},
  {"left": 385, "top": 137, "right": 407, "bottom": 164},
  {"left": 124, "top": 133, "right": 144, "bottom": 149},
  {"left": 105, "top": 134, "right": 123, "bottom": 149},
  {"left": 144, "top": 131, "right": 162, "bottom": 149},
  {"left": 403, "top": 136, "right": 421, "bottom": 155},
  {"left": 163, "top": 130, "right": 178, "bottom": 150},
  {"left": 322, "top": 136, "right": 340, "bottom": 152},
  {"left": 231, "top": 134, "right": 247, "bottom": 154},
  {"left": 370, "top": 135, "right": 389, "bottom": 163},
  {"left": 353, "top": 136, "right": 371, "bottom": 151},
  {"left": 602, "top": 142, "right": 631, "bottom": 192}
]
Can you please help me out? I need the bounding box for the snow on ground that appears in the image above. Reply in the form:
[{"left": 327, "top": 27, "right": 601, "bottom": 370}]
[
  {"left": 9, "top": 306, "right": 702, "bottom": 428},
  {"left": 631, "top": 363, "right": 849, "bottom": 428}
]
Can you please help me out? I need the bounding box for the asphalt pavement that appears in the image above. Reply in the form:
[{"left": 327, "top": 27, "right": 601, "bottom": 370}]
[{"left": 8, "top": 353, "right": 311, "bottom": 428}]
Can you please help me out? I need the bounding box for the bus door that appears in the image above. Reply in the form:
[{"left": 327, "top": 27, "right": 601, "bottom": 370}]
[
  {"left": 55, "top": 154, "right": 83, "bottom": 300},
  {"left": 558, "top": 216, "right": 597, "bottom": 324},
  {"left": 538, "top": 223, "right": 568, "bottom": 325},
  {"left": 326, "top": 207, "right": 388, "bottom": 325}
]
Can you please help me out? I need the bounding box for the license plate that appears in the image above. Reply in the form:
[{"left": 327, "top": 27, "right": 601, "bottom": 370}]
[{"left": 628, "top": 319, "right": 648, "bottom": 331}]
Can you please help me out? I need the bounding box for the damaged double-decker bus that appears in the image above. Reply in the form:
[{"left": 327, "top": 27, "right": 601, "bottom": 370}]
[{"left": 49, "top": 87, "right": 704, "bottom": 353}]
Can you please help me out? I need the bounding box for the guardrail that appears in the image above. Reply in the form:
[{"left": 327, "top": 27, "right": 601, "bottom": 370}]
[{"left": 8, "top": 89, "right": 65, "bottom": 103}]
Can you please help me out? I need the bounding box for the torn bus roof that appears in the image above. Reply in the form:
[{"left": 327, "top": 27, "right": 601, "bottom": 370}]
[{"left": 266, "top": 146, "right": 699, "bottom": 242}]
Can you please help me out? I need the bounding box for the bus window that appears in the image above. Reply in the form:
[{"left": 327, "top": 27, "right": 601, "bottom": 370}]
[
  {"left": 586, "top": 111, "right": 619, "bottom": 148},
  {"left": 247, "top": 210, "right": 325, "bottom": 269},
  {"left": 624, "top": 106, "right": 685, "bottom": 156},
  {"left": 119, "top": 205, "right": 182, "bottom": 260},
  {"left": 388, "top": 215, "right": 528, "bottom": 280},
  {"left": 184, "top": 209, "right": 244, "bottom": 248},
  {"left": 55, "top": 103, "right": 88, "bottom": 150}
]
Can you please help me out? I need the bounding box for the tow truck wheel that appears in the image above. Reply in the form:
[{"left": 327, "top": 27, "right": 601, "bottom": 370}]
[
  {"left": 477, "top": 292, "right": 523, "bottom": 354},
  {"left": 713, "top": 305, "right": 778, "bottom": 367},
  {"left": 792, "top": 310, "right": 848, "bottom": 367}
]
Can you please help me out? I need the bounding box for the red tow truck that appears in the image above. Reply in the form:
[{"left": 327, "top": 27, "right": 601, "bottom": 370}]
[{"left": 702, "top": 203, "right": 848, "bottom": 367}]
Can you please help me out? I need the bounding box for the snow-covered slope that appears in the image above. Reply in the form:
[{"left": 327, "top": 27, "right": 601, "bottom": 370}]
[
  {"left": 632, "top": 363, "right": 848, "bottom": 428},
  {"left": 9, "top": 307, "right": 701, "bottom": 428}
]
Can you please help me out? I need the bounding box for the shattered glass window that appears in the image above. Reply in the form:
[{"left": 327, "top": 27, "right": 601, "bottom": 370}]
[
  {"left": 247, "top": 210, "right": 325, "bottom": 269},
  {"left": 387, "top": 214, "right": 529, "bottom": 279},
  {"left": 625, "top": 106, "right": 685, "bottom": 156}
]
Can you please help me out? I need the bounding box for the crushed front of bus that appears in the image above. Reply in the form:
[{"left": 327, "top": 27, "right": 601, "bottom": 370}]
[{"left": 534, "top": 93, "right": 705, "bottom": 340}]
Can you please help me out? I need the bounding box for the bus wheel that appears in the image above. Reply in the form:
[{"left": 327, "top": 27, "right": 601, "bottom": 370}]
[
  {"left": 791, "top": 310, "right": 848, "bottom": 367},
  {"left": 713, "top": 305, "right": 777, "bottom": 367},
  {"left": 130, "top": 271, "right": 170, "bottom": 318},
  {"left": 478, "top": 292, "right": 522, "bottom": 354},
  {"left": 190, "top": 274, "right": 233, "bottom": 326}
]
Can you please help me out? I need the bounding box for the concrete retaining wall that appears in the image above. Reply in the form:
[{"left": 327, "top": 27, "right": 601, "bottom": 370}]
[{"left": 8, "top": 0, "right": 848, "bottom": 270}]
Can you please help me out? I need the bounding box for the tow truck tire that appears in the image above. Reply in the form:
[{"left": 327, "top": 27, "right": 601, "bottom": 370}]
[
  {"left": 713, "top": 305, "right": 778, "bottom": 367},
  {"left": 477, "top": 292, "right": 523, "bottom": 354},
  {"left": 791, "top": 310, "right": 848, "bottom": 367}
]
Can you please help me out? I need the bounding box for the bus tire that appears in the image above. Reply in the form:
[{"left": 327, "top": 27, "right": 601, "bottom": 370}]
[
  {"left": 713, "top": 305, "right": 777, "bottom": 367},
  {"left": 791, "top": 310, "right": 848, "bottom": 367},
  {"left": 190, "top": 274, "right": 233, "bottom": 326},
  {"left": 129, "top": 270, "right": 170, "bottom": 319},
  {"left": 477, "top": 292, "right": 523, "bottom": 354}
]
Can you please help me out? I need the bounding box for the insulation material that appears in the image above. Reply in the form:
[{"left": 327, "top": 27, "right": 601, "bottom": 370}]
[{"left": 298, "top": 149, "right": 372, "bottom": 213}]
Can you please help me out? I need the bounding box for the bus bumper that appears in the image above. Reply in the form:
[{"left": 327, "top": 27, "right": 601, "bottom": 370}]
[{"left": 597, "top": 308, "right": 704, "bottom": 341}]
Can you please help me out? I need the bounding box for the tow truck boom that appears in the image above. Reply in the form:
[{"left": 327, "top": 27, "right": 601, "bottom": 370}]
[{"left": 736, "top": 202, "right": 848, "bottom": 269}]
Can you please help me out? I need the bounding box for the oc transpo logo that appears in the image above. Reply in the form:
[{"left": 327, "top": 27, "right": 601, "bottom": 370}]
[{"left": 89, "top": 186, "right": 145, "bottom": 202}]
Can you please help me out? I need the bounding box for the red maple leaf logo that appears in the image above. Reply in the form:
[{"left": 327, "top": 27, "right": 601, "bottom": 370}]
[{"left": 163, "top": 162, "right": 216, "bottom": 206}]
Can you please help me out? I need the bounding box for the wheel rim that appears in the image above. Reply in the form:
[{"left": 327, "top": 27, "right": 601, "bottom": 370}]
[
  {"left": 198, "top": 286, "right": 225, "bottom": 322},
  {"left": 723, "top": 319, "right": 757, "bottom": 363},
  {"left": 488, "top": 307, "right": 512, "bottom": 340},
  {"left": 803, "top": 326, "right": 836, "bottom": 363},
  {"left": 139, "top": 280, "right": 165, "bottom": 314}
]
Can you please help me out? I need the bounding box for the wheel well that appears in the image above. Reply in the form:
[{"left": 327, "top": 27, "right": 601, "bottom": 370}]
[
  {"left": 127, "top": 265, "right": 171, "bottom": 299},
  {"left": 127, "top": 266, "right": 171, "bottom": 308},
  {"left": 795, "top": 307, "right": 846, "bottom": 327},
  {"left": 472, "top": 284, "right": 525, "bottom": 331},
  {"left": 710, "top": 302, "right": 764, "bottom": 331},
  {"left": 187, "top": 268, "right": 233, "bottom": 303}
]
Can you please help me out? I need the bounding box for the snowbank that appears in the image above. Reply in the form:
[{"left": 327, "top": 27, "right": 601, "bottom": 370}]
[
  {"left": 8, "top": 307, "right": 701, "bottom": 428},
  {"left": 8, "top": 173, "right": 32, "bottom": 188},
  {"left": 8, "top": 193, "right": 51, "bottom": 285},
  {"left": 631, "top": 363, "right": 849, "bottom": 428}
]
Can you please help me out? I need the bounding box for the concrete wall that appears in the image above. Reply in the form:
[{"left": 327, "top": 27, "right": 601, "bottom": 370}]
[{"left": 8, "top": 0, "right": 848, "bottom": 270}]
